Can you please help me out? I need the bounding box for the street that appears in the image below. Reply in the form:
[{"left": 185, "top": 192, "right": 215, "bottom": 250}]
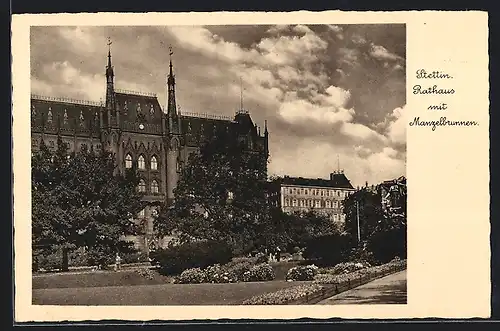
[{"left": 317, "top": 270, "right": 407, "bottom": 305}]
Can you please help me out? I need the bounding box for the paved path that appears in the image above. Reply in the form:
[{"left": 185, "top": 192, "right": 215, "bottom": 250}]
[{"left": 317, "top": 270, "right": 407, "bottom": 305}]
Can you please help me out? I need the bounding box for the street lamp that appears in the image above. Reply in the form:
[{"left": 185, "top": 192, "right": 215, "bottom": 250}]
[{"left": 356, "top": 200, "right": 361, "bottom": 244}]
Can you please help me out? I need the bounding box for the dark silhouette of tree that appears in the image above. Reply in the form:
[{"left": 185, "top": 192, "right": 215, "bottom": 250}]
[{"left": 32, "top": 137, "right": 145, "bottom": 270}]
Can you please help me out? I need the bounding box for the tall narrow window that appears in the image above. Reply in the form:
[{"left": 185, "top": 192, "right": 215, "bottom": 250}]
[
  {"left": 138, "top": 179, "right": 146, "bottom": 193},
  {"left": 138, "top": 155, "right": 145, "bottom": 170},
  {"left": 125, "top": 154, "right": 133, "bottom": 169},
  {"left": 47, "top": 109, "right": 53, "bottom": 124},
  {"left": 151, "top": 156, "right": 158, "bottom": 171},
  {"left": 151, "top": 180, "right": 159, "bottom": 194}
]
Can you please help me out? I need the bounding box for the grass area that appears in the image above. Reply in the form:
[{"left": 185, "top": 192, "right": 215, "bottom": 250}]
[
  {"left": 32, "top": 269, "right": 173, "bottom": 289},
  {"left": 32, "top": 280, "right": 308, "bottom": 305}
]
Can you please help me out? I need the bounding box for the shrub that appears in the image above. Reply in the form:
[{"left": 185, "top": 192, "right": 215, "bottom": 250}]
[
  {"left": 329, "top": 262, "right": 369, "bottom": 275},
  {"left": 242, "top": 263, "right": 275, "bottom": 282},
  {"left": 121, "top": 251, "right": 150, "bottom": 264},
  {"left": 134, "top": 268, "right": 156, "bottom": 281},
  {"left": 152, "top": 240, "right": 233, "bottom": 275},
  {"left": 302, "top": 233, "right": 352, "bottom": 266},
  {"left": 204, "top": 264, "right": 233, "bottom": 283},
  {"left": 224, "top": 260, "right": 253, "bottom": 282},
  {"left": 255, "top": 252, "right": 268, "bottom": 264},
  {"left": 33, "top": 250, "right": 62, "bottom": 271},
  {"left": 175, "top": 268, "right": 206, "bottom": 284},
  {"left": 286, "top": 264, "right": 319, "bottom": 281}
]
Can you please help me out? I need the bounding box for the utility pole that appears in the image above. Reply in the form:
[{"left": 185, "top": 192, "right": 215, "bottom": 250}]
[{"left": 356, "top": 200, "right": 361, "bottom": 244}]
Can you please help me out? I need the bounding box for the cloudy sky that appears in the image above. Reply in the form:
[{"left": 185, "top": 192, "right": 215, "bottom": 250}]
[{"left": 30, "top": 24, "right": 406, "bottom": 187}]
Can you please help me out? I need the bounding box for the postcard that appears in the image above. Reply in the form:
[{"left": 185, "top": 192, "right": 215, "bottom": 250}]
[{"left": 12, "top": 10, "right": 490, "bottom": 322}]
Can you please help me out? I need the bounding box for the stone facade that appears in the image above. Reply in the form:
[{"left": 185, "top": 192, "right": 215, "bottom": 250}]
[
  {"left": 270, "top": 171, "right": 356, "bottom": 226},
  {"left": 31, "top": 46, "right": 268, "bottom": 253}
]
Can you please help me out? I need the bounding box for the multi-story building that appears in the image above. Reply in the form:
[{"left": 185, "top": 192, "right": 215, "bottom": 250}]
[
  {"left": 269, "top": 170, "right": 356, "bottom": 226},
  {"left": 30, "top": 44, "right": 269, "bottom": 253},
  {"left": 378, "top": 176, "right": 407, "bottom": 215}
]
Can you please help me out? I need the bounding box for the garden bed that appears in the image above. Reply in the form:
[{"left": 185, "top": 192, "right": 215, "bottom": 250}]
[{"left": 242, "top": 259, "right": 407, "bottom": 305}]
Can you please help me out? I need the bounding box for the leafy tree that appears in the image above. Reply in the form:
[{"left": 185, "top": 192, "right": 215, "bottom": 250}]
[
  {"left": 32, "top": 138, "right": 146, "bottom": 270},
  {"left": 342, "top": 183, "right": 407, "bottom": 264},
  {"left": 343, "top": 188, "right": 385, "bottom": 247},
  {"left": 155, "top": 129, "right": 269, "bottom": 254}
]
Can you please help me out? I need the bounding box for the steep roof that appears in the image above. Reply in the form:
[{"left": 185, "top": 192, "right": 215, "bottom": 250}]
[
  {"left": 114, "top": 91, "right": 163, "bottom": 125},
  {"left": 31, "top": 96, "right": 102, "bottom": 134},
  {"left": 278, "top": 174, "right": 354, "bottom": 189}
]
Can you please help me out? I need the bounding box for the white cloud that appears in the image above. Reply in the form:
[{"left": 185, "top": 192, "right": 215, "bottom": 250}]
[
  {"left": 292, "top": 25, "right": 314, "bottom": 35},
  {"left": 267, "top": 25, "right": 289, "bottom": 35},
  {"left": 386, "top": 105, "right": 407, "bottom": 145},
  {"left": 369, "top": 44, "right": 403, "bottom": 62},
  {"left": 59, "top": 27, "right": 97, "bottom": 52}
]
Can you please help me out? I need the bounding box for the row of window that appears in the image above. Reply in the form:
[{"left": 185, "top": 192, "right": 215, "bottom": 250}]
[
  {"left": 137, "top": 178, "right": 160, "bottom": 194},
  {"left": 125, "top": 154, "right": 158, "bottom": 171},
  {"left": 284, "top": 187, "right": 352, "bottom": 198},
  {"left": 283, "top": 198, "right": 343, "bottom": 209}
]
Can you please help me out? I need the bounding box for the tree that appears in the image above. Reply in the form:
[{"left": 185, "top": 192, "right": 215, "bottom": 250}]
[
  {"left": 342, "top": 182, "right": 407, "bottom": 264},
  {"left": 155, "top": 129, "right": 269, "bottom": 254},
  {"left": 343, "top": 188, "right": 385, "bottom": 247},
  {"left": 32, "top": 139, "right": 146, "bottom": 270}
]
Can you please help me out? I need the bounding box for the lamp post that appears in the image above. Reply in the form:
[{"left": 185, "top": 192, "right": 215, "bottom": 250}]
[{"left": 356, "top": 200, "right": 361, "bottom": 244}]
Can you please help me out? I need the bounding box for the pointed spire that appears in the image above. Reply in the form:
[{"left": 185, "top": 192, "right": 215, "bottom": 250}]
[
  {"left": 337, "top": 154, "right": 340, "bottom": 172},
  {"left": 264, "top": 120, "right": 268, "bottom": 135},
  {"left": 107, "top": 37, "right": 112, "bottom": 68},
  {"left": 168, "top": 46, "right": 175, "bottom": 86}
]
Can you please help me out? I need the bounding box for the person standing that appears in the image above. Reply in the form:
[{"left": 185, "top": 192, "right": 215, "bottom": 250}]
[{"left": 115, "top": 253, "right": 122, "bottom": 271}]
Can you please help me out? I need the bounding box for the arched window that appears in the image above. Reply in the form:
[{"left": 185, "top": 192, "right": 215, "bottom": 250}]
[
  {"left": 151, "top": 156, "right": 158, "bottom": 171},
  {"left": 326, "top": 200, "right": 331, "bottom": 208},
  {"left": 151, "top": 180, "right": 159, "bottom": 194},
  {"left": 138, "top": 179, "right": 146, "bottom": 192},
  {"left": 138, "top": 155, "right": 145, "bottom": 170},
  {"left": 125, "top": 154, "right": 133, "bottom": 169},
  {"left": 47, "top": 109, "right": 53, "bottom": 123}
]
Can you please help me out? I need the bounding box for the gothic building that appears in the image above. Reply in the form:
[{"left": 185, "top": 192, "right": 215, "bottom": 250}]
[{"left": 31, "top": 45, "right": 269, "bottom": 253}]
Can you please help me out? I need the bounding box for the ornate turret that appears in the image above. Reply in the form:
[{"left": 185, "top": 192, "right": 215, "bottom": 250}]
[
  {"left": 105, "top": 37, "right": 115, "bottom": 112},
  {"left": 167, "top": 46, "right": 180, "bottom": 134}
]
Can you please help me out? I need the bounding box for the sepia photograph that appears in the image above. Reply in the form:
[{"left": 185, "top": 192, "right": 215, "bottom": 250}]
[{"left": 30, "top": 24, "right": 407, "bottom": 306}]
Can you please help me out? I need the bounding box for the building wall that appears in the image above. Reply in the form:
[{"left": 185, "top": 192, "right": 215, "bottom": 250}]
[{"left": 280, "top": 184, "right": 355, "bottom": 225}]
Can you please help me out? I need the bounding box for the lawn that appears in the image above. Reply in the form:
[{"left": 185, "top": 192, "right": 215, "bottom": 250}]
[
  {"left": 33, "top": 269, "right": 172, "bottom": 289},
  {"left": 32, "top": 280, "right": 308, "bottom": 305}
]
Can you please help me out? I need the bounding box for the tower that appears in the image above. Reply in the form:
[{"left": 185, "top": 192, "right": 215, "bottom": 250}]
[
  {"left": 165, "top": 47, "right": 182, "bottom": 202},
  {"left": 103, "top": 37, "right": 120, "bottom": 162},
  {"left": 105, "top": 37, "right": 115, "bottom": 115}
]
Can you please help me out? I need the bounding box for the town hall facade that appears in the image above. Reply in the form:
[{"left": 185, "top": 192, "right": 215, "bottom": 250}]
[{"left": 31, "top": 45, "right": 269, "bottom": 253}]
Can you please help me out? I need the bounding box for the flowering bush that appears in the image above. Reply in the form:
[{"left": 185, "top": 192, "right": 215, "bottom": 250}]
[
  {"left": 243, "top": 259, "right": 407, "bottom": 305},
  {"left": 329, "top": 261, "right": 370, "bottom": 275},
  {"left": 175, "top": 267, "right": 206, "bottom": 284},
  {"left": 242, "top": 284, "right": 324, "bottom": 305},
  {"left": 242, "top": 263, "right": 275, "bottom": 282},
  {"left": 224, "top": 260, "right": 253, "bottom": 282},
  {"left": 134, "top": 268, "right": 156, "bottom": 280},
  {"left": 204, "top": 264, "right": 234, "bottom": 283},
  {"left": 314, "top": 259, "right": 407, "bottom": 284},
  {"left": 285, "top": 264, "right": 319, "bottom": 281}
]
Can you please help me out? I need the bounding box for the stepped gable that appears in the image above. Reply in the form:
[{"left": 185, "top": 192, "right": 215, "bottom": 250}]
[
  {"left": 30, "top": 95, "right": 102, "bottom": 133},
  {"left": 114, "top": 91, "right": 163, "bottom": 125}
]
